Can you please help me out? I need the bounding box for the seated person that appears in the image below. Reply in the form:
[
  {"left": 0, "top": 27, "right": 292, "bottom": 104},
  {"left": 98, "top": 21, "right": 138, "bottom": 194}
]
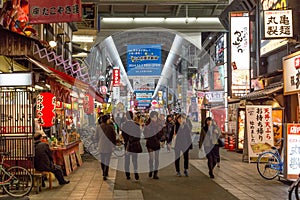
[{"left": 34, "top": 133, "right": 70, "bottom": 185}]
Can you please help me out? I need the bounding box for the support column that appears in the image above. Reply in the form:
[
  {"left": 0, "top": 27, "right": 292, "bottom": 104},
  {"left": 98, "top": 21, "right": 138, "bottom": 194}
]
[{"left": 181, "top": 45, "right": 188, "bottom": 113}]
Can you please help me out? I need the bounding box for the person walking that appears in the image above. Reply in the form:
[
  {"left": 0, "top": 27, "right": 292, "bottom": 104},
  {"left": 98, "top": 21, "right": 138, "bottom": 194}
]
[
  {"left": 170, "top": 113, "right": 192, "bottom": 177},
  {"left": 212, "top": 120, "right": 222, "bottom": 168},
  {"left": 121, "top": 111, "right": 142, "bottom": 180},
  {"left": 199, "top": 117, "right": 220, "bottom": 178},
  {"left": 144, "top": 111, "right": 163, "bottom": 179},
  {"left": 165, "top": 114, "right": 175, "bottom": 151},
  {"left": 96, "top": 114, "right": 116, "bottom": 181}
]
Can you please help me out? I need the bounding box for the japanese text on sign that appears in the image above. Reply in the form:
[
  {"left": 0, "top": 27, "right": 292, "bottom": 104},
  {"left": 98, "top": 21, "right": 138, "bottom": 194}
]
[
  {"left": 283, "top": 53, "right": 300, "bottom": 95},
  {"left": 113, "top": 67, "right": 120, "bottom": 87},
  {"left": 230, "top": 12, "right": 250, "bottom": 70},
  {"left": 287, "top": 124, "right": 300, "bottom": 179},
  {"left": 264, "top": 10, "right": 293, "bottom": 38},
  {"left": 31, "top": 5, "right": 80, "bottom": 17},
  {"left": 28, "top": 0, "right": 82, "bottom": 24},
  {"left": 246, "top": 105, "right": 274, "bottom": 157}
]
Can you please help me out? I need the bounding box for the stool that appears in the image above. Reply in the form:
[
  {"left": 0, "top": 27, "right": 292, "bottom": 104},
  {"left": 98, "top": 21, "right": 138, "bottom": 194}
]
[{"left": 34, "top": 171, "right": 53, "bottom": 192}]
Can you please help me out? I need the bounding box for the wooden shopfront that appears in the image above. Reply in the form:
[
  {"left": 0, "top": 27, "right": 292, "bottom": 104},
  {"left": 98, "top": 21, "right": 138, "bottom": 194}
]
[{"left": 51, "top": 140, "right": 82, "bottom": 176}]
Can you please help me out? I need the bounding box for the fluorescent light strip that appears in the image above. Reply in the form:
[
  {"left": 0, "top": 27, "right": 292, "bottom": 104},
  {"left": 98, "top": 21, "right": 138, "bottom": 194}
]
[
  {"left": 134, "top": 18, "right": 165, "bottom": 23},
  {"left": 72, "top": 35, "right": 95, "bottom": 43},
  {"left": 101, "top": 17, "right": 219, "bottom": 24},
  {"left": 102, "top": 17, "right": 134, "bottom": 23},
  {"left": 165, "top": 17, "right": 196, "bottom": 23},
  {"left": 196, "top": 17, "right": 220, "bottom": 23}
]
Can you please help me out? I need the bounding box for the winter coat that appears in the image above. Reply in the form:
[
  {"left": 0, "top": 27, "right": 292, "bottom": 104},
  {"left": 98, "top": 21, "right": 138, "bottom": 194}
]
[
  {"left": 199, "top": 125, "right": 220, "bottom": 154},
  {"left": 174, "top": 123, "right": 192, "bottom": 151},
  {"left": 121, "top": 120, "right": 142, "bottom": 153},
  {"left": 34, "top": 140, "right": 55, "bottom": 171},
  {"left": 144, "top": 121, "right": 163, "bottom": 151},
  {"left": 165, "top": 121, "right": 175, "bottom": 143},
  {"left": 97, "top": 123, "right": 116, "bottom": 154}
]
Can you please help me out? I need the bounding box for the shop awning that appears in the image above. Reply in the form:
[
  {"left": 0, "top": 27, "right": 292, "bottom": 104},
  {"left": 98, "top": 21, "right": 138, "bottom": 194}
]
[
  {"left": 240, "top": 82, "right": 283, "bottom": 100},
  {"left": 26, "top": 56, "right": 104, "bottom": 102}
]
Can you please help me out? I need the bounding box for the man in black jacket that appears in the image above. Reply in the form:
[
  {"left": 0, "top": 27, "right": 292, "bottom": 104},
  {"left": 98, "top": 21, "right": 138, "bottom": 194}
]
[
  {"left": 121, "top": 111, "right": 142, "bottom": 180},
  {"left": 34, "top": 133, "right": 70, "bottom": 185}
]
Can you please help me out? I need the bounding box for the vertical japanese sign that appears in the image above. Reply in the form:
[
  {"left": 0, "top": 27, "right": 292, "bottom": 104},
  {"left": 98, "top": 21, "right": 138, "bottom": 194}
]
[
  {"left": 127, "top": 44, "right": 161, "bottom": 76},
  {"left": 246, "top": 105, "right": 274, "bottom": 158},
  {"left": 29, "top": 0, "right": 82, "bottom": 23},
  {"left": 112, "top": 66, "right": 120, "bottom": 103},
  {"left": 283, "top": 51, "right": 300, "bottom": 95},
  {"left": 112, "top": 67, "right": 120, "bottom": 87},
  {"left": 264, "top": 10, "right": 293, "bottom": 39},
  {"left": 230, "top": 11, "right": 250, "bottom": 70},
  {"left": 230, "top": 12, "right": 250, "bottom": 98},
  {"left": 286, "top": 123, "right": 300, "bottom": 180}
]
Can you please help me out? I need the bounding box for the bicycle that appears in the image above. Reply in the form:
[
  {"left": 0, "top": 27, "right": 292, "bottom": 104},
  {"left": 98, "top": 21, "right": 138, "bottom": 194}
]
[
  {"left": 0, "top": 152, "right": 33, "bottom": 197},
  {"left": 288, "top": 173, "right": 300, "bottom": 200},
  {"left": 256, "top": 139, "right": 284, "bottom": 180}
]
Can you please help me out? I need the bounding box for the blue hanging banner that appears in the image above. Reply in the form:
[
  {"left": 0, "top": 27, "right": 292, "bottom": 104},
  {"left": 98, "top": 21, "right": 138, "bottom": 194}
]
[{"left": 127, "top": 44, "right": 162, "bottom": 76}]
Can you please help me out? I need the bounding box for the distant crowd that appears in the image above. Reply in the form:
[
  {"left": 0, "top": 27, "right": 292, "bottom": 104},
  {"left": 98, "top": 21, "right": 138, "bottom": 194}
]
[{"left": 96, "top": 110, "right": 222, "bottom": 180}]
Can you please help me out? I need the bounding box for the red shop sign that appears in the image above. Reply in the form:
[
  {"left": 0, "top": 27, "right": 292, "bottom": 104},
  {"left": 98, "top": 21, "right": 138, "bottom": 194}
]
[
  {"left": 36, "top": 92, "right": 56, "bottom": 127},
  {"left": 83, "top": 94, "right": 94, "bottom": 114},
  {"left": 113, "top": 67, "right": 120, "bottom": 87},
  {"left": 28, "top": 0, "right": 82, "bottom": 24}
]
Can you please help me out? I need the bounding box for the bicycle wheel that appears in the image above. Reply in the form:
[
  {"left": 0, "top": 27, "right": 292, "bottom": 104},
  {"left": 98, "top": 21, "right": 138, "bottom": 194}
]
[
  {"left": 288, "top": 181, "right": 296, "bottom": 200},
  {"left": 294, "top": 178, "right": 300, "bottom": 200},
  {"left": 2, "top": 166, "right": 33, "bottom": 197},
  {"left": 257, "top": 152, "right": 280, "bottom": 180}
]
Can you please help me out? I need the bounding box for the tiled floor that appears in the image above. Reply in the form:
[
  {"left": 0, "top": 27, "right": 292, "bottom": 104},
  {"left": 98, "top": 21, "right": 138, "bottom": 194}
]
[
  {"left": 27, "top": 148, "right": 292, "bottom": 200},
  {"left": 190, "top": 149, "right": 291, "bottom": 200}
]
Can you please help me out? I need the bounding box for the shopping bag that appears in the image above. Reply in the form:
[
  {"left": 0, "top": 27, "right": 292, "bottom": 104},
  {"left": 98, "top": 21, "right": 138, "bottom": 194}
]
[
  {"left": 198, "top": 145, "right": 206, "bottom": 159},
  {"left": 171, "top": 134, "right": 176, "bottom": 149}
]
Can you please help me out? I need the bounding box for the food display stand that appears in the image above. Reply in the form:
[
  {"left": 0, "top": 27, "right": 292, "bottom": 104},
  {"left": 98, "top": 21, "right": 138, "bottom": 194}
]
[{"left": 51, "top": 140, "right": 82, "bottom": 176}]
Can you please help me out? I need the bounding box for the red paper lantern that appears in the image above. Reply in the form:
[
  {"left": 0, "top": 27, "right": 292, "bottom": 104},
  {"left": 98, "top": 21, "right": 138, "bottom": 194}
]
[
  {"left": 36, "top": 92, "right": 56, "bottom": 127},
  {"left": 83, "top": 94, "right": 94, "bottom": 114}
]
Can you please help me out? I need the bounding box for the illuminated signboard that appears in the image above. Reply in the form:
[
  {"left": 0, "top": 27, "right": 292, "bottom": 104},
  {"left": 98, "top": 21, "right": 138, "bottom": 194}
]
[
  {"left": 230, "top": 11, "right": 250, "bottom": 70},
  {"left": 28, "top": 0, "right": 82, "bottom": 23},
  {"left": 246, "top": 105, "right": 274, "bottom": 158},
  {"left": 283, "top": 51, "right": 300, "bottom": 95},
  {"left": 260, "top": 0, "right": 287, "bottom": 10},
  {"left": 134, "top": 90, "right": 153, "bottom": 108},
  {"left": 0, "top": 72, "right": 32, "bottom": 86},
  {"left": 112, "top": 67, "right": 120, "bottom": 87},
  {"left": 230, "top": 12, "right": 250, "bottom": 98},
  {"left": 127, "top": 44, "right": 161, "bottom": 76},
  {"left": 264, "top": 9, "right": 293, "bottom": 39},
  {"left": 286, "top": 123, "right": 300, "bottom": 180}
]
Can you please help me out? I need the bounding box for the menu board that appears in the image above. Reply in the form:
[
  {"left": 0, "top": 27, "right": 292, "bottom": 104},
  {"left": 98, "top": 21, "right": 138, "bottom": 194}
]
[
  {"left": 246, "top": 105, "right": 274, "bottom": 159},
  {"left": 286, "top": 123, "right": 300, "bottom": 180}
]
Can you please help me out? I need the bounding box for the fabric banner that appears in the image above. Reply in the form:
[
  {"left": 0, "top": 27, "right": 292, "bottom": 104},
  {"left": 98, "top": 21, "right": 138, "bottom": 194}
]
[
  {"left": 246, "top": 105, "right": 274, "bottom": 158},
  {"left": 28, "top": 0, "right": 82, "bottom": 24}
]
